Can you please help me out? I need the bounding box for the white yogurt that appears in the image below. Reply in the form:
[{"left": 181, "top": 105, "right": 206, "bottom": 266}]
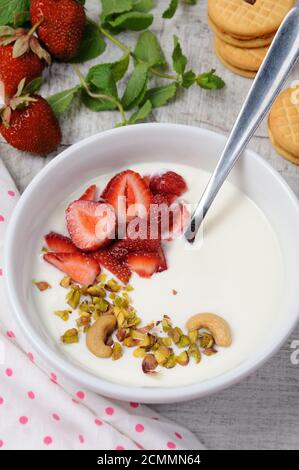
[{"left": 31, "top": 162, "right": 284, "bottom": 387}]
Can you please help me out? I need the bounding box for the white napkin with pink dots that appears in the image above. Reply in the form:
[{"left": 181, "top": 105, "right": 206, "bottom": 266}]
[{"left": 0, "top": 158, "right": 203, "bottom": 450}]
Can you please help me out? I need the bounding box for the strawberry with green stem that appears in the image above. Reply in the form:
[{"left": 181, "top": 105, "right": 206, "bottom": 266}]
[
  {"left": 0, "top": 21, "right": 51, "bottom": 99},
  {"left": 0, "top": 78, "right": 62, "bottom": 156}
]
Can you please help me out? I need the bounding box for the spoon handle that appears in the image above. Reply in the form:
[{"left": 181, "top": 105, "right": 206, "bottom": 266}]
[{"left": 185, "top": 7, "right": 299, "bottom": 243}]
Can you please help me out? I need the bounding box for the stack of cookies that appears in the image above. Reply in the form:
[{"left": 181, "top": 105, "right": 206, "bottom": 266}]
[
  {"left": 208, "top": 0, "right": 295, "bottom": 78},
  {"left": 268, "top": 86, "right": 299, "bottom": 166}
]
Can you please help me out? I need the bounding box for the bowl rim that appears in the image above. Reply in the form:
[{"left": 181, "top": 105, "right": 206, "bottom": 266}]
[{"left": 4, "top": 123, "right": 299, "bottom": 404}]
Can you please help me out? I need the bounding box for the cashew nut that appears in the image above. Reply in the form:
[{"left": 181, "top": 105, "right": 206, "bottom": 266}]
[
  {"left": 186, "top": 313, "right": 232, "bottom": 347},
  {"left": 86, "top": 315, "right": 117, "bottom": 358}
]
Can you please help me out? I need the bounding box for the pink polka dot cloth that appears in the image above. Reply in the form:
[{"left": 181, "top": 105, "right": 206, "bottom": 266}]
[{"left": 0, "top": 159, "right": 204, "bottom": 450}]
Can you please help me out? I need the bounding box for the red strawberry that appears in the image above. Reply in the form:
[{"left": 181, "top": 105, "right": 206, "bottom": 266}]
[
  {"left": 167, "top": 202, "right": 190, "bottom": 240},
  {"left": 93, "top": 250, "right": 131, "bottom": 284},
  {"left": 102, "top": 170, "right": 152, "bottom": 221},
  {"left": 66, "top": 200, "right": 116, "bottom": 251},
  {"left": 149, "top": 171, "right": 188, "bottom": 197},
  {"left": 110, "top": 237, "right": 160, "bottom": 260},
  {"left": 143, "top": 175, "right": 151, "bottom": 187},
  {"left": 30, "top": 0, "right": 86, "bottom": 61},
  {"left": 44, "top": 252, "right": 100, "bottom": 285},
  {"left": 0, "top": 93, "right": 62, "bottom": 156},
  {"left": 45, "top": 231, "right": 79, "bottom": 253},
  {"left": 79, "top": 184, "right": 97, "bottom": 201},
  {"left": 126, "top": 252, "right": 161, "bottom": 279},
  {"left": 0, "top": 25, "right": 50, "bottom": 99},
  {"left": 151, "top": 193, "right": 177, "bottom": 206},
  {"left": 156, "top": 246, "right": 167, "bottom": 273}
]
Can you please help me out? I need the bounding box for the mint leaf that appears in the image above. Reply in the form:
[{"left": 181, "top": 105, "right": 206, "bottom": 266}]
[
  {"left": 101, "top": 0, "right": 133, "bottom": 21},
  {"left": 133, "top": 0, "right": 153, "bottom": 12},
  {"left": 108, "top": 11, "right": 153, "bottom": 32},
  {"left": 129, "top": 99, "right": 152, "bottom": 124},
  {"left": 87, "top": 64, "right": 118, "bottom": 98},
  {"left": 134, "top": 31, "right": 166, "bottom": 68},
  {"left": 162, "top": 0, "right": 178, "bottom": 19},
  {"left": 197, "top": 69, "right": 225, "bottom": 90},
  {"left": 0, "top": 0, "right": 30, "bottom": 26},
  {"left": 23, "top": 77, "right": 43, "bottom": 94},
  {"left": 111, "top": 53, "right": 130, "bottom": 81},
  {"left": 182, "top": 70, "right": 196, "bottom": 88},
  {"left": 48, "top": 86, "right": 81, "bottom": 114},
  {"left": 144, "top": 83, "right": 177, "bottom": 108},
  {"left": 70, "top": 20, "right": 106, "bottom": 63},
  {"left": 122, "top": 63, "right": 148, "bottom": 110},
  {"left": 172, "top": 35, "right": 187, "bottom": 75},
  {"left": 83, "top": 64, "right": 118, "bottom": 112}
]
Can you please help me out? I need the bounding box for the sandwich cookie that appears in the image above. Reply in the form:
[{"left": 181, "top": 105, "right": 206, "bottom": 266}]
[{"left": 268, "top": 86, "right": 299, "bottom": 165}]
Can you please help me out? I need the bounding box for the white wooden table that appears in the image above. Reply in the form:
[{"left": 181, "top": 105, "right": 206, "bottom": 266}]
[{"left": 2, "top": 1, "right": 299, "bottom": 450}]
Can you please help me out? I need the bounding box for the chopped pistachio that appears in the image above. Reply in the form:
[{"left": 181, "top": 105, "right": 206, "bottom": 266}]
[
  {"left": 161, "top": 315, "right": 172, "bottom": 332},
  {"left": 133, "top": 347, "right": 146, "bottom": 358},
  {"left": 139, "top": 333, "right": 156, "bottom": 349},
  {"left": 76, "top": 312, "right": 91, "bottom": 328},
  {"left": 106, "top": 279, "right": 121, "bottom": 292},
  {"left": 177, "top": 334, "right": 190, "bottom": 349},
  {"left": 61, "top": 328, "right": 78, "bottom": 344},
  {"left": 124, "top": 284, "right": 134, "bottom": 292},
  {"left": 159, "top": 336, "right": 172, "bottom": 347},
  {"left": 41, "top": 246, "right": 49, "bottom": 253},
  {"left": 154, "top": 345, "right": 172, "bottom": 365},
  {"left": 94, "top": 298, "right": 109, "bottom": 312},
  {"left": 123, "top": 337, "right": 140, "bottom": 348},
  {"left": 60, "top": 276, "right": 71, "bottom": 288},
  {"left": 112, "top": 342, "right": 123, "bottom": 360},
  {"left": 188, "top": 330, "right": 198, "bottom": 344},
  {"left": 79, "top": 301, "right": 90, "bottom": 313},
  {"left": 33, "top": 280, "right": 51, "bottom": 291},
  {"left": 176, "top": 351, "right": 189, "bottom": 366},
  {"left": 169, "top": 326, "right": 183, "bottom": 344},
  {"left": 199, "top": 333, "right": 214, "bottom": 349},
  {"left": 87, "top": 285, "right": 106, "bottom": 297},
  {"left": 164, "top": 353, "right": 176, "bottom": 369},
  {"left": 54, "top": 310, "right": 71, "bottom": 321},
  {"left": 136, "top": 322, "right": 155, "bottom": 334},
  {"left": 66, "top": 287, "right": 81, "bottom": 309},
  {"left": 142, "top": 354, "right": 158, "bottom": 374},
  {"left": 116, "top": 328, "right": 130, "bottom": 342},
  {"left": 203, "top": 347, "right": 218, "bottom": 356},
  {"left": 97, "top": 273, "right": 107, "bottom": 283},
  {"left": 131, "top": 330, "right": 145, "bottom": 341},
  {"left": 188, "top": 343, "right": 201, "bottom": 364}
]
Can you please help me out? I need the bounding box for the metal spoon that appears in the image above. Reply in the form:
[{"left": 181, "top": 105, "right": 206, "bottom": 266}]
[{"left": 185, "top": 7, "right": 299, "bottom": 243}]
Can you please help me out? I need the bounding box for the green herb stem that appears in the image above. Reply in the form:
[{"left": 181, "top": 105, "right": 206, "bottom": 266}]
[
  {"left": 99, "top": 27, "right": 131, "bottom": 55},
  {"left": 150, "top": 68, "right": 178, "bottom": 81},
  {"left": 72, "top": 65, "right": 128, "bottom": 125}
]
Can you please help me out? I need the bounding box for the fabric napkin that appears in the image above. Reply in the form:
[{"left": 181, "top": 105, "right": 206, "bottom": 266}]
[{"left": 0, "top": 157, "right": 203, "bottom": 450}]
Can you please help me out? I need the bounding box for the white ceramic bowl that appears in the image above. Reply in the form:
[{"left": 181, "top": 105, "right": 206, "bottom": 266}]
[{"left": 5, "top": 124, "right": 299, "bottom": 403}]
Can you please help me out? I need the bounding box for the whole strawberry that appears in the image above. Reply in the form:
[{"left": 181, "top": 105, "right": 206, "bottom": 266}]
[
  {"left": 0, "top": 79, "right": 61, "bottom": 156},
  {"left": 30, "top": 0, "right": 86, "bottom": 61},
  {"left": 0, "top": 25, "right": 51, "bottom": 99}
]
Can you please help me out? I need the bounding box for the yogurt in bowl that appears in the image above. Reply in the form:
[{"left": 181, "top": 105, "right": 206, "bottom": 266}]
[{"left": 5, "top": 124, "right": 299, "bottom": 403}]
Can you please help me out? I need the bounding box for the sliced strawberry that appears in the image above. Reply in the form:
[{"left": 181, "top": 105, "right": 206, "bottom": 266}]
[
  {"left": 167, "top": 202, "right": 190, "bottom": 240},
  {"left": 156, "top": 246, "right": 167, "bottom": 273},
  {"left": 44, "top": 231, "right": 79, "bottom": 253},
  {"left": 151, "top": 193, "right": 177, "bottom": 206},
  {"left": 143, "top": 175, "right": 151, "bottom": 188},
  {"left": 149, "top": 171, "right": 188, "bottom": 197},
  {"left": 126, "top": 252, "right": 161, "bottom": 278},
  {"left": 66, "top": 200, "right": 116, "bottom": 251},
  {"left": 79, "top": 184, "right": 97, "bottom": 201},
  {"left": 93, "top": 250, "right": 131, "bottom": 284},
  {"left": 102, "top": 170, "right": 152, "bottom": 221},
  {"left": 148, "top": 194, "right": 177, "bottom": 239},
  {"left": 110, "top": 237, "right": 160, "bottom": 260},
  {"left": 44, "top": 252, "right": 100, "bottom": 285}
]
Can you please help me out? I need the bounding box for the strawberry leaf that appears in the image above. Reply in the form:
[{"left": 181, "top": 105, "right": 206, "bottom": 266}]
[
  {"left": 133, "top": 0, "right": 154, "bottom": 12},
  {"left": 162, "top": 0, "right": 179, "bottom": 19},
  {"left": 0, "top": 0, "right": 30, "bottom": 26},
  {"left": 111, "top": 53, "right": 130, "bottom": 81},
  {"left": 129, "top": 99, "right": 152, "bottom": 124},
  {"left": 47, "top": 86, "right": 81, "bottom": 114},
  {"left": 134, "top": 31, "right": 166, "bottom": 68},
  {"left": 107, "top": 11, "right": 153, "bottom": 32},
  {"left": 121, "top": 63, "right": 148, "bottom": 110},
  {"left": 100, "top": 0, "right": 133, "bottom": 22},
  {"left": 82, "top": 64, "right": 118, "bottom": 112},
  {"left": 70, "top": 20, "right": 106, "bottom": 63}
]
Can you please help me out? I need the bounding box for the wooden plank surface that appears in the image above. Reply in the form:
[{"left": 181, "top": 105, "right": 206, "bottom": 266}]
[{"left": 1, "top": 0, "right": 299, "bottom": 450}]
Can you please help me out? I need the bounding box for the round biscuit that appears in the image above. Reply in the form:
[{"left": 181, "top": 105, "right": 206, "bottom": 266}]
[
  {"left": 208, "top": 0, "right": 295, "bottom": 38},
  {"left": 268, "top": 123, "right": 299, "bottom": 166},
  {"left": 215, "top": 36, "right": 268, "bottom": 72},
  {"left": 268, "top": 86, "right": 299, "bottom": 160},
  {"left": 215, "top": 41, "right": 257, "bottom": 78}
]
